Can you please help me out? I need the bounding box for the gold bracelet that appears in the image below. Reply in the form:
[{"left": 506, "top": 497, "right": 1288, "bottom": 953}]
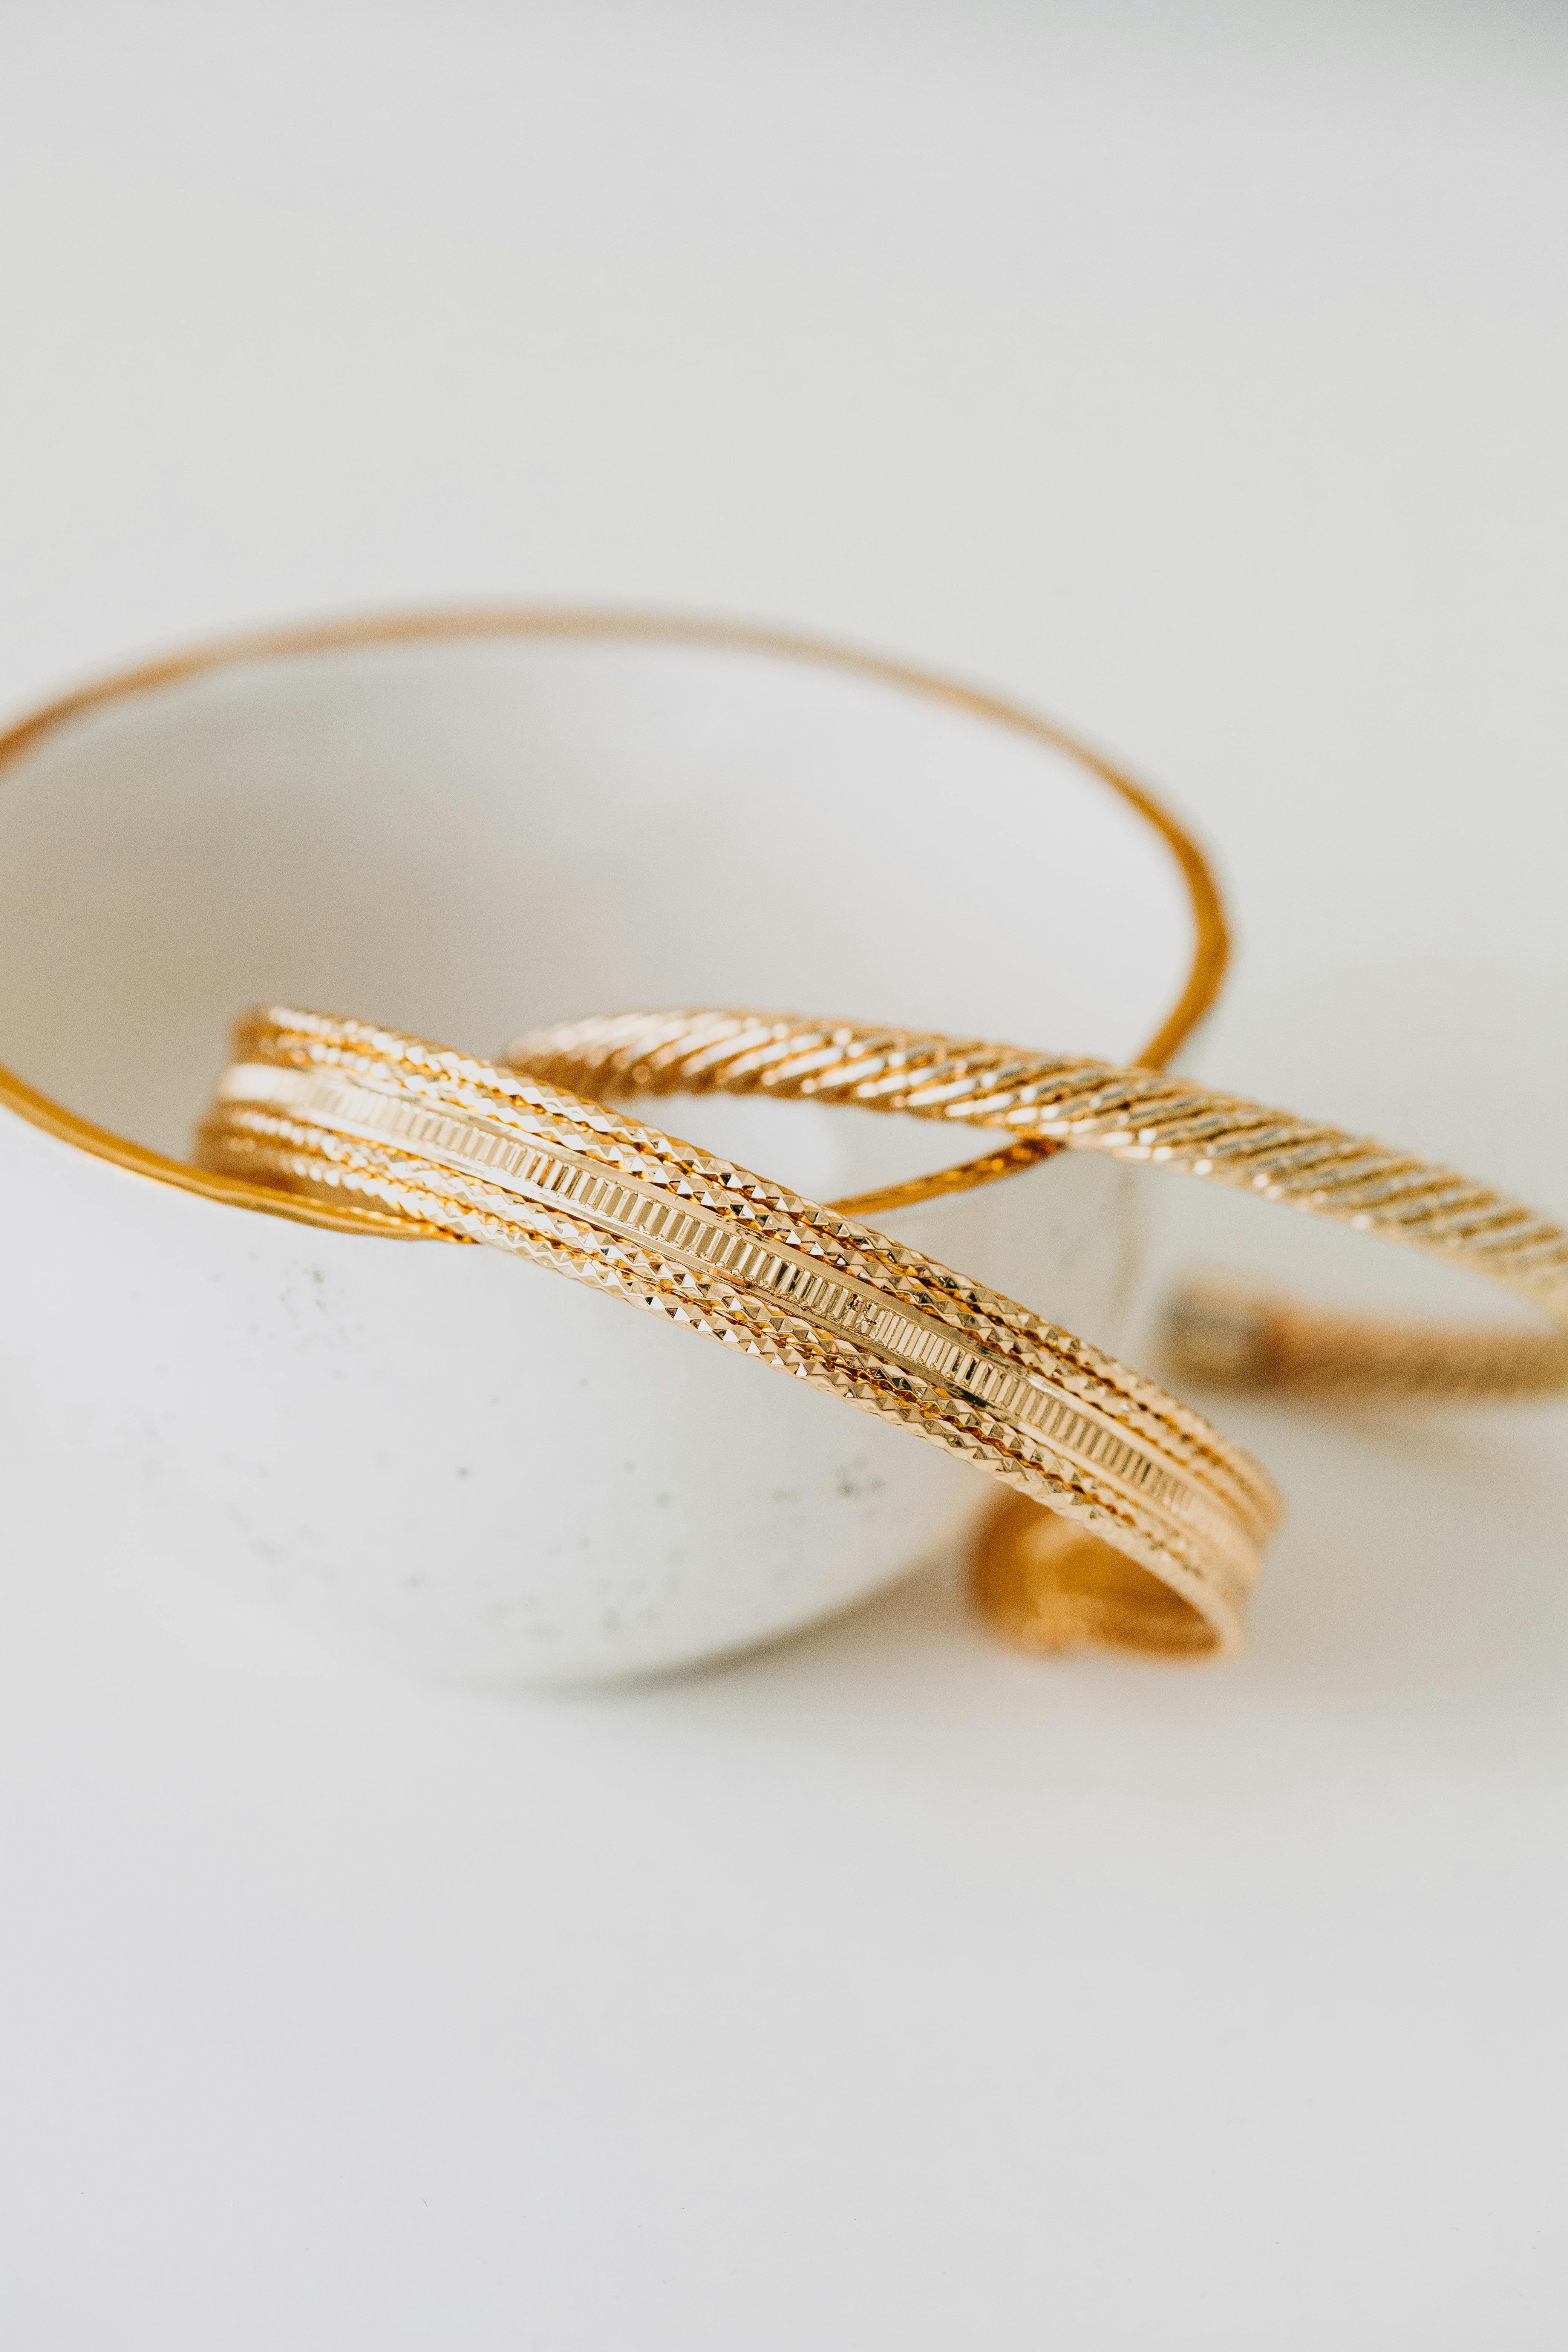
[
  {"left": 506, "top": 1008, "right": 1568, "bottom": 1403},
  {"left": 197, "top": 1008, "right": 1281, "bottom": 1660},
  {"left": 505, "top": 1009, "right": 1566, "bottom": 1656}
]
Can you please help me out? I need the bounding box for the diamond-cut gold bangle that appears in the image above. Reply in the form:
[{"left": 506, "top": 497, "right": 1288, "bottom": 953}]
[
  {"left": 507, "top": 1008, "right": 1568, "bottom": 1404},
  {"left": 197, "top": 1008, "right": 1282, "bottom": 1661}
]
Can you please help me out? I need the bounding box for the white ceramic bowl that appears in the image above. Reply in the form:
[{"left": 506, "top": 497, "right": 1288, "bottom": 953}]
[{"left": 0, "top": 613, "right": 1223, "bottom": 1679}]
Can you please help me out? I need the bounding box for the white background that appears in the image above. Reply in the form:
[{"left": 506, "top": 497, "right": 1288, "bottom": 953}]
[{"left": 2, "top": 3, "right": 1566, "bottom": 2345}]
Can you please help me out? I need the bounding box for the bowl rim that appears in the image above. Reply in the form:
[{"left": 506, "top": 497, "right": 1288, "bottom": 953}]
[{"left": 0, "top": 605, "right": 1228, "bottom": 1234}]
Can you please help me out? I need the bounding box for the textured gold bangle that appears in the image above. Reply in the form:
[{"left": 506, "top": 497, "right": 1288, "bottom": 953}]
[
  {"left": 507, "top": 1009, "right": 1568, "bottom": 1403},
  {"left": 197, "top": 1008, "right": 1281, "bottom": 1660}
]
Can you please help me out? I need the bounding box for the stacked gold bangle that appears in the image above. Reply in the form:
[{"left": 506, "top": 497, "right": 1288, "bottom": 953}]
[
  {"left": 198, "top": 1003, "right": 1566, "bottom": 1663},
  {"left": 198, "top": 1009, "right": 1282, "bottom": 1658}
]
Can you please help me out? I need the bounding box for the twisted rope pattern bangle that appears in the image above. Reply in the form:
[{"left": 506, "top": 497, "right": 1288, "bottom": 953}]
[
  {"left": 507, "top": 1009, "right": 1568, "bottom": 1403},
  {"left": 198, "top": 1008, "right": 1281, "bottom": 1661}
]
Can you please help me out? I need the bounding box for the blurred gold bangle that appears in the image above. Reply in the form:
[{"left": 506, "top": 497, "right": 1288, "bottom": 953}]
[
  {"left": 506, "top": 1008, "right": 1568, "bottom": 1403},
  {"left": 198, "top": 1007, "right": 1281, "bottom": 1661}
]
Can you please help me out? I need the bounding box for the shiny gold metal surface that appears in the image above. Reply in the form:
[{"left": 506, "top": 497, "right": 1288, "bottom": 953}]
[
  {"left": 509, "top": 1008, "right": 1568, "bottom": 1402},
  {"left": 199, "top": 1009, "right": 1281, "bottom": 1659}
]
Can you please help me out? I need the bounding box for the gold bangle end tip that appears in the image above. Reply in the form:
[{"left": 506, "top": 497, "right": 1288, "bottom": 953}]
[
  {"left": 971, "top": 1496, "right": 1227, "bottom": 1660},
  {"left": 1163, "top": 1276, "right": 1279, "bottom": 1388}
]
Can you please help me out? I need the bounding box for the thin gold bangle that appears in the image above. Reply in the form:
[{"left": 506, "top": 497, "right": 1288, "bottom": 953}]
[
  {"left": 197, "top": 1008, "right": 1282, "bottom": 1661},
  {"left": 506, "top": 1008, "right": 1568, "bottom": 1403}
]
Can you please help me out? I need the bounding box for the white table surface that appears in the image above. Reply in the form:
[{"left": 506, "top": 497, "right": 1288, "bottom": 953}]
[{"left": 2, "top": 4, "right": 1565, "bottom": 2344}]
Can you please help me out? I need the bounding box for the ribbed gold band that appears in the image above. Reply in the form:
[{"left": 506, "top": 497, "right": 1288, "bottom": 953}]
[
  {"left": 197, "top": 1009, "right": 1281, "bottom": 1660},
  {"left": 507, "top": 1009, "right": 1568, "bottom": 1403},
  {"left": 502, "top": 1006, "right": 1567, "bottom": 1654}
]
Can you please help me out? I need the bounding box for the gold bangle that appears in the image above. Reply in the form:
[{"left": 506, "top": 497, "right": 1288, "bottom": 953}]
[
  {"left": 505, "top": 1008, "right": 1566, "bottom": 1657},
  {"left": 506, "top": 1008, "right": 1568, "bottom": 1403},
  {"left": 197, "top": 1008, "right": 1281, "bottom": 1660}
]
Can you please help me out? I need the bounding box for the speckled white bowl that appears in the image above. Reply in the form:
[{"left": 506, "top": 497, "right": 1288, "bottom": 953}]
[{"left": 0, "top": 613, "right": 1223, "bottom": 1680}]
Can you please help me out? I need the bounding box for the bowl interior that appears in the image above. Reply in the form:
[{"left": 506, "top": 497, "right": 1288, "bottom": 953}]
[{"left": 0, "top": 623, "right": 1204, "bottom": 1199}]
